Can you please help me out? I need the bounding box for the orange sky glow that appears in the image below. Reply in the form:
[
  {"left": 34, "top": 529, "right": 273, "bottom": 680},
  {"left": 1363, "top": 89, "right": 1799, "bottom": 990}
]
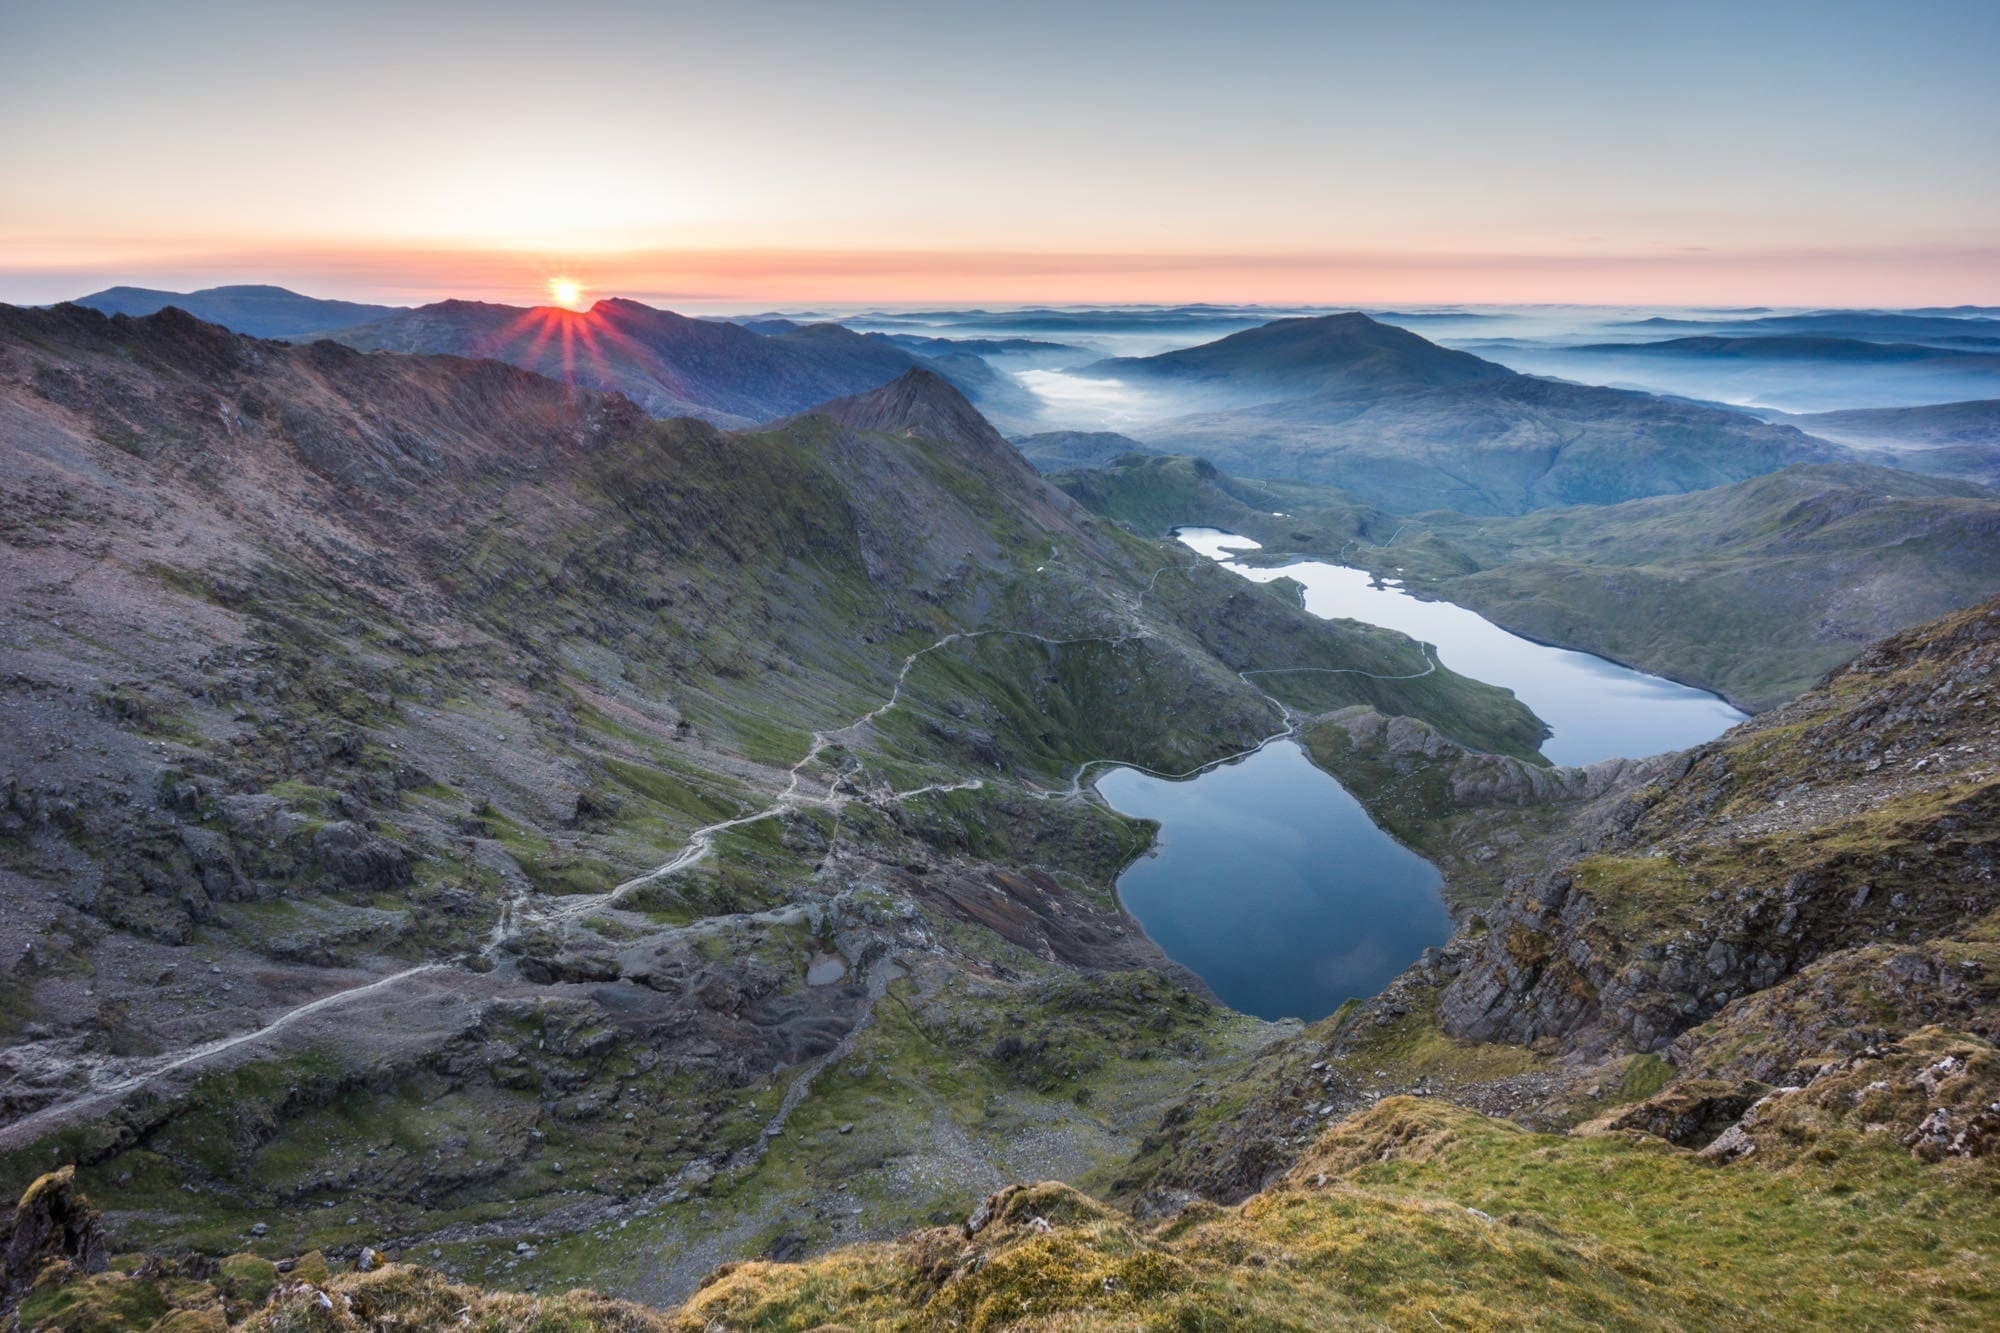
[{"left": 9, "top": 241, "right": 1998, "bottom": 312}]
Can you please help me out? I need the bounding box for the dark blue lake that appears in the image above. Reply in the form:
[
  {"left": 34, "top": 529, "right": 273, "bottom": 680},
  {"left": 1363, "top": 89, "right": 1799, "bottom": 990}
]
[
  {"left": 1099, "top": 529, "right": 1744, "bottom": 1022},
  {"left": 1095, "top": 739, "right": 1451, "bottom": 1021}
]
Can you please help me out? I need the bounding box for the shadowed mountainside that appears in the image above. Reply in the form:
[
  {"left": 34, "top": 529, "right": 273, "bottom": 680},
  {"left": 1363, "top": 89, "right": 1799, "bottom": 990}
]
[{"left": 306, "top": 296, "right": 1017, "bottom": 427}]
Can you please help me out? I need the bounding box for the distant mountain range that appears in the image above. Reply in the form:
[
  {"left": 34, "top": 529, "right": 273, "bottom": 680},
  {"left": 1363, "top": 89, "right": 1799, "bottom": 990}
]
[
  {"left": 1583, "top": 334, "right": 2000, "bottom": 363},
  {"left": 49, "top": 289, "right": 1998, "bottom": 502},
  {"left": 71, "top": 283, "right": 401, "bottom": 337},
  {"left": 1609, "top": 310, "right": 2000, "bottom": 342},
  {"left": 1067, "top": 313, "right": 1840, "bottom": 514},
  {"left": 1484, "top": 333, "right": 2000, "bottom": 412},
  {"left": 876, "top": 333, "right": 1082, "bottom": 360}
]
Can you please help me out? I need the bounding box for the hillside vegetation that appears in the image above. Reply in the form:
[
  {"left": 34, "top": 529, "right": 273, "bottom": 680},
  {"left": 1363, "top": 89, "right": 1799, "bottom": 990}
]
[
  {"left": 9, "top": 554, "right": 1997, "bottom": 1329},
  {"left": 1056, "top": 453, "right": 2000, "bottom": 708}
]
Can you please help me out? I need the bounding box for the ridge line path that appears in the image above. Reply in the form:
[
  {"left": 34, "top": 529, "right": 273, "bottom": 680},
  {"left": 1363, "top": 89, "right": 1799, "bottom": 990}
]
[{"left": 0, "top": 963, "right": 452, "bottom": 1148}]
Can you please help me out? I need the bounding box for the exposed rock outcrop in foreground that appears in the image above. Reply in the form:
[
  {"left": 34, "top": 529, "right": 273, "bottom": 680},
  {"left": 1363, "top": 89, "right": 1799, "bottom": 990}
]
[{"left": 12, "top": 1043, "right": 1999, "bottom": 1329}]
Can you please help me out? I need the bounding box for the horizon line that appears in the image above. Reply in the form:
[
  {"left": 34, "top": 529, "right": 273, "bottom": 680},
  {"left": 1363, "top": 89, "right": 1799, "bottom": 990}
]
[{"left": 4, "top": 241, "right": 1998, "bottom": 310}]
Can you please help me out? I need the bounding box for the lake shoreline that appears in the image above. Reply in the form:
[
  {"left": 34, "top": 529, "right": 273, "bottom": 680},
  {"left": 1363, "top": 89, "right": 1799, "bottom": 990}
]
[{"left": 1220, "top": 541, "right": 1772, "bottom": 716}]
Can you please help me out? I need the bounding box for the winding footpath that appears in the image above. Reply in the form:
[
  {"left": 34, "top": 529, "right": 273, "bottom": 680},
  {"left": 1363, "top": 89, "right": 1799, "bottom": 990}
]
[{"left": 1, "top": 539, "right": 1436, "bottom": 1146}]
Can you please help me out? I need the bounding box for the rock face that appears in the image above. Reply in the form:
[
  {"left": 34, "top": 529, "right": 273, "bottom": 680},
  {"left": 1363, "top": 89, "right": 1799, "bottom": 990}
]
[
  {"left": 1685, "top": 1029, "right": 2000, "bottom": 1164},
  {"left": 1302, "top": 705, "right": 1661, "bottom": 910},
  {"left": 1, "top": 1167, "right": 107, "bottom": 1309},
  {"left": 1440, "top": 597, "right": 2000, "bottom": 1059}
]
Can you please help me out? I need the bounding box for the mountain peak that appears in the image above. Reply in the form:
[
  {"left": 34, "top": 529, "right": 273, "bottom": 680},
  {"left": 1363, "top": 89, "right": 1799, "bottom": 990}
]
[
  {"left": 1083, "top": 310, "right": 1513, "bottom": 397},
  {"left": 3, "top": 301, "right": 251, "bottom": 374},
  {"left": 807, "top": 367, "right": 1011, "bottom": 453}
]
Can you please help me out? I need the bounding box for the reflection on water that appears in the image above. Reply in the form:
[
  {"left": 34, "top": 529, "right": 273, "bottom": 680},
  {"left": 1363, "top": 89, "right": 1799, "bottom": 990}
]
[
  {"left": 1096, "top": 527, "right": 1745, "bottom": 1022},
  {"left": 1177, "top": 527, "right": 1746, "bottom": 767},
  {"left": 1096, "top": 740, "right": 1450, "bottom": 1022}
]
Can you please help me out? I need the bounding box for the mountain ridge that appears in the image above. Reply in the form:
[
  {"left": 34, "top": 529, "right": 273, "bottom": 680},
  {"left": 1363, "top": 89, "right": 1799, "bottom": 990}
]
[
  {"left": 70, "top": 284, "right": 403, "bottom": 338},
  {"left": 296, "top": 295, "right": 1013, "bottom": 428}
]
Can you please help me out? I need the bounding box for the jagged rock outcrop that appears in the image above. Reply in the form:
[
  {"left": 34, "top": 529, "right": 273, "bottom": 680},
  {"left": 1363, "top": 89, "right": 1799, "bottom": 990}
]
[
  {"left": 1689, "top": 1029, "right": 2000, "bottom": 1164},
  {"left": 1440, "top": 598, "right": 2000, "bottom": 1057},
  {"left": 1, "top": 1167, "right": 107, "bottom": 1310}
]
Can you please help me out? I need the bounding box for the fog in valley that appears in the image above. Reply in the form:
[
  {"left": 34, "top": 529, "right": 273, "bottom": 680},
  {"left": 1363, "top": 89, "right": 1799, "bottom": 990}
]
[{"left": 745, "top": 303, "right": 2000, "bottom": 434}]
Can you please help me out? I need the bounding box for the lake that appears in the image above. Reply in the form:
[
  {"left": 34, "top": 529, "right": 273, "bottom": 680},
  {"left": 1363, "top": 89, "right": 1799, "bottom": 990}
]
[
  {"left": 1093, "top": 528, "right": 1746, "bottom": 1021},
  {"left": 1176, "top": 528, "right": 1747, "bottom": 768},
  {"left": 1095, "top": 739, "right": 1451, "bottom": 1022}
]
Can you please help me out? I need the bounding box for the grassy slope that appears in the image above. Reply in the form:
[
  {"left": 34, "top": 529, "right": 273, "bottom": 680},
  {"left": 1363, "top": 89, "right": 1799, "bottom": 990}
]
[
  {"left": 672, "top": 1096, "right": 1997, "bottom": 1331},
  {"left": 36, "top": 1086, "right": 1995, "bottom": 1329}
]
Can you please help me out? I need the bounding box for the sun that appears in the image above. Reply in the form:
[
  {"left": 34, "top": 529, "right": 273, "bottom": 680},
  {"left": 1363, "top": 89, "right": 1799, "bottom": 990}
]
[{"left": 547, "top": 276, "right": 585, "bottom": 309}]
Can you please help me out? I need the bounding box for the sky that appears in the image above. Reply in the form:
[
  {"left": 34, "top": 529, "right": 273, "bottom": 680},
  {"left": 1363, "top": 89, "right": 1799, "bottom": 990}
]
[{"left": 2, "top": 0, "right": 1996, "bottom": 309}]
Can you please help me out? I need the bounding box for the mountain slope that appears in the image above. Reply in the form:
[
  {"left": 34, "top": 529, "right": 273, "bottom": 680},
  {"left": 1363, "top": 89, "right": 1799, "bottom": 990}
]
[
  {"left": 0, "top": 304, "right": 1541, "bottom": 1305},
  {"left": 70, "top": 284, "right": 400, "bottom": 338},
  {"left": 1786, "top": 397, "right": 2000, "bottom": 448},
  {"left": 1161, "top": 374, "right": 1839, "bottom": 513},
  {"left": 1441, "top": 593, "right": 2000, "bottom": 1055},
  {"left": 1772, "top": 399, "right": 2000, "bottom": 486},
  {"left": 1012, "top": 429, "right": 1159, "bottom": 472},
  {"left": 1069, "top": 313, "right": 1840, "bottom": 513}
]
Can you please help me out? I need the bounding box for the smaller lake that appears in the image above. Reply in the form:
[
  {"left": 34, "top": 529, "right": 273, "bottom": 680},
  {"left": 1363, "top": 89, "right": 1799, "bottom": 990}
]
[
  {"left": 1177, "top": 528, "right": 1746, "bottom": 768},
  {"left": 1096, "top": 740, "right": 1451, "bottom": 1022}
]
